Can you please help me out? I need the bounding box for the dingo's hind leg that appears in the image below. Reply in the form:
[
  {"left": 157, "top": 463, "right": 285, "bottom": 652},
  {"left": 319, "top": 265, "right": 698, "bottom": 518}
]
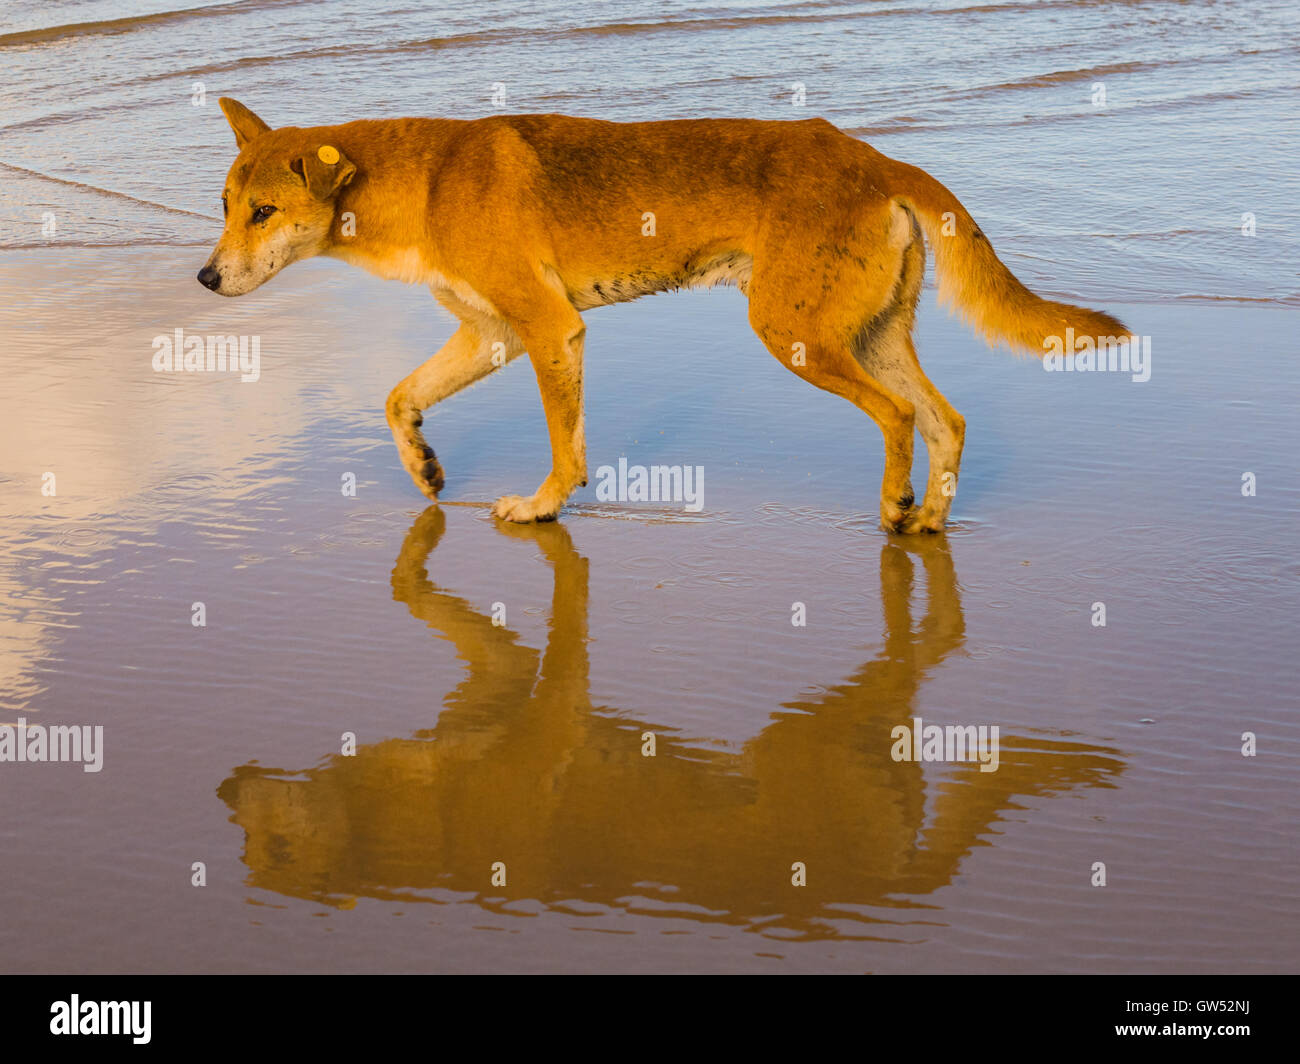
[
  {"left": 867, "top": 332, "right": 965, "bottom": 533},
  {"left": 853, "top": 214, "right": 965, "bottom": 532},
  {"left": 747, "top": 282, "right": 917, "bottom": 532}
]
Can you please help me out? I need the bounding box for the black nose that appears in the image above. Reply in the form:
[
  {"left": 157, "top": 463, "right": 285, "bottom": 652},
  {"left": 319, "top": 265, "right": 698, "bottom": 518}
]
[{"left": 197, "top": 266, "right": 222, "bottom": 291}]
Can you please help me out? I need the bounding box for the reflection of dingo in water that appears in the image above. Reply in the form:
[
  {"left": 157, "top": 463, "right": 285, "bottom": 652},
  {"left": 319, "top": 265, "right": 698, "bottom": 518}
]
[{"left": 218, "top": 511, "right": 1123, "bottom": 938}]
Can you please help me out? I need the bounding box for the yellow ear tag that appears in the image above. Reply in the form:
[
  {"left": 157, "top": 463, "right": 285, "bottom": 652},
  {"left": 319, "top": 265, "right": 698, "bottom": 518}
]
[{"left": 317, "top": 145, "right": 340, "bottom": 165}]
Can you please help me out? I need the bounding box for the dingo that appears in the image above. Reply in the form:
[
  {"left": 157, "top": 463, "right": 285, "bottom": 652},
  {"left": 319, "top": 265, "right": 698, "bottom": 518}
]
[{"left": 199, "top": 98, "right": 1126, "bottom": 532}]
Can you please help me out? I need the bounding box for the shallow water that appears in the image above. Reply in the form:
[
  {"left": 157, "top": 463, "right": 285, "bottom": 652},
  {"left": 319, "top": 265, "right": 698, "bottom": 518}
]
[{"left": 1, "top": 1, "right": 1297, "bottom": 973}]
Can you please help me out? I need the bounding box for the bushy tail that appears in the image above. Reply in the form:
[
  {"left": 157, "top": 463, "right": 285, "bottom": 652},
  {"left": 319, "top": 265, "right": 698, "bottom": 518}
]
[{"left": 889, "top": 160, "right": 1129, "bottom": 355}]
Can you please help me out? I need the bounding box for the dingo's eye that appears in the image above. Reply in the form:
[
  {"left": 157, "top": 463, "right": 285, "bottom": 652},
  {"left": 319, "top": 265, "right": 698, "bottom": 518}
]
[
  {"left": 252, "top": 205, "right": 277, "bottom": 222},
  {"left": 221, "top": 195, "right": 228, "bottom": 218}
]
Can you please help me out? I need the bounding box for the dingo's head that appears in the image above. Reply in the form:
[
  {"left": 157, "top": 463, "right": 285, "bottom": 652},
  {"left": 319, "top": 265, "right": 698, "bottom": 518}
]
[{"left": 198, "top": 98, "right": 356, "bottom": 296}]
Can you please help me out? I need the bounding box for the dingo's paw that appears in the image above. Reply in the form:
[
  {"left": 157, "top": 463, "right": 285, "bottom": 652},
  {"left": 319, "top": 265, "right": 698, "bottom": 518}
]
[
  {"left": 896, "top": 506, "right": 947, "bottom": 534},
  {"left": 399, "top": 442, "right": 444, "bottom": 501},
  {"left": 492, "top": 492, "right": 561, "bottom": 523},
  {"left": 877, "top": 476, "right": 918, "bottom": 533},
  {"left": 879, "top": 496, "right": 914, "bottom": 534}
]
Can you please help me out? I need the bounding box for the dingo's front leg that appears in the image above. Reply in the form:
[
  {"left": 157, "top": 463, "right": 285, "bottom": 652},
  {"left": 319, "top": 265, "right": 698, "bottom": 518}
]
[
  {"left": 386, "top": 322, "right": 519, "bottom": 500},
  {"left": 491, "top": 302, "right": 587, "bottom": 523}
]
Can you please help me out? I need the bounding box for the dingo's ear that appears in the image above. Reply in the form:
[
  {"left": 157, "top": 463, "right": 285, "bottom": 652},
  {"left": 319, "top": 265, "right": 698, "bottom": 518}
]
[
  {"left": 289, "top": 144, "right": 357, "bottom": 200},
  {"left": 218, "top": 98, "right": 271, "bottom": 150}
]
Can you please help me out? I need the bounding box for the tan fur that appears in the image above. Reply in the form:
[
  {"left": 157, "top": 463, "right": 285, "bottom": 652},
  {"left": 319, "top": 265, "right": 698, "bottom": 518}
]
[{"left": 200, "top": 98, "right": 1127, "bottom": 531}]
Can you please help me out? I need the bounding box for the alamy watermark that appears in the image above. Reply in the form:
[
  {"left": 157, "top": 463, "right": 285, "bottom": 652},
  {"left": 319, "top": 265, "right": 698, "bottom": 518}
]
[
  {"left": 890, "top": 716, "right": 1000, "bottom": 772},
  {"left": 50, "top": 996, "right": 150, "bottom": 1044},
  {"left": 0, "top": 718, "right": 103, "bottom": 772},
  {"left": 593, "top": 457, "right": 704, "bottom": 512},
  {"left": 152, "top": 328, "right": 260, "bottom": 382},
  {"left": 1044, "top": 329, "right": 1151, "bottom": 383}
]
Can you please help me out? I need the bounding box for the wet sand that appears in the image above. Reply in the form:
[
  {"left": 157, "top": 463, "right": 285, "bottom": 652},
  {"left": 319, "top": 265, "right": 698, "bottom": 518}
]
[{"left": 1, "top": 246, "right": 1297, "bottom": 972}]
